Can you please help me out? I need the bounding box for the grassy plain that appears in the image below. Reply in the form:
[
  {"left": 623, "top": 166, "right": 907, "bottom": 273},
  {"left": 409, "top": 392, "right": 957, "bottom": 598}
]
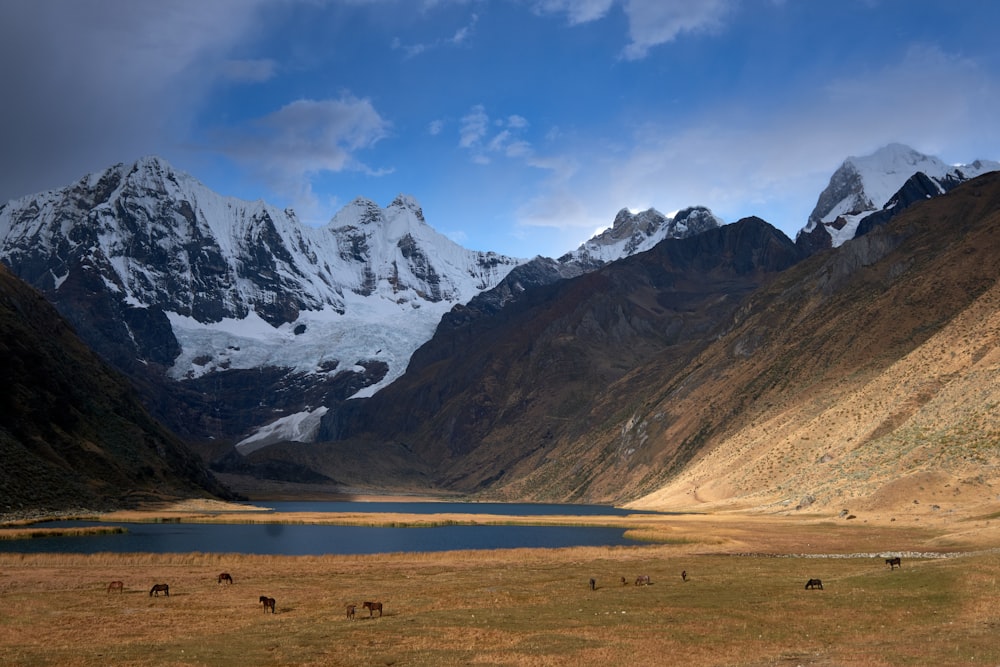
[{"left": 2, "top": 504, "right": 1000, "bottom": 666}]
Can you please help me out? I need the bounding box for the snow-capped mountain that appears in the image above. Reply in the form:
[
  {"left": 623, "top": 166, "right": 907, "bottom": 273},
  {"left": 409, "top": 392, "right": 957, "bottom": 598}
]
[
  {"left": 559, "top": 205, "right": 722, "bottom": 267},
  {"left": 0, "top": 157, "right": 525, "bottom": 443},
  {"left": 798, "top": 143, "right": 999, "bottom": 249}
]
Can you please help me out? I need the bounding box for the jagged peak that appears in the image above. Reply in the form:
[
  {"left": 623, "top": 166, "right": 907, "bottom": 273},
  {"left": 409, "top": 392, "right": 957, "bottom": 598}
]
[
  {"left": 388, "top": 193, "right": 426, "bottom": 224},
  {"left": 328, "top": 197, "right": 383, "bottom": 229}
]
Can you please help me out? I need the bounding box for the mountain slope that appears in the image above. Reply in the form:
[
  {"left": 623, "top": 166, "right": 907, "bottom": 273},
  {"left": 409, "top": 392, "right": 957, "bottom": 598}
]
[
  {"left": 0, "top": 264, "right": 232, "bottom": 516},
  {"left": 616, "top": 172, "right": 1000, "bottom": 514},
  {"left": 311, "top": 217, "right": 802, "bottom": 494},
  {"left": 296, "top": 173, "right": 1000, "bottom": 514}
]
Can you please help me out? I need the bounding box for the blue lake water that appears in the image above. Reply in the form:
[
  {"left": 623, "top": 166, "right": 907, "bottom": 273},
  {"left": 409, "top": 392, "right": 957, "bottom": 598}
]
[{"left": 0, "top": 502, "right": 656, "bottom": 556}]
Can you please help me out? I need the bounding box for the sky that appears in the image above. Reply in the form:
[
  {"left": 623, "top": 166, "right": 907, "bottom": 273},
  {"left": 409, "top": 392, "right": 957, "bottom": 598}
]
[{"left": 2, "top": 1, "right": 999, "bottom": 259}]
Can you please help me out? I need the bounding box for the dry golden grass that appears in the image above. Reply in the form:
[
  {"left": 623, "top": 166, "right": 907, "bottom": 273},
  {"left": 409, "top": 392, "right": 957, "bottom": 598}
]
[
  {"left": 0, "top": 526, "right": 125, "bottom": 541},
  {"left": 2, "top": 509, "right": 1000, "bottom": 666}
]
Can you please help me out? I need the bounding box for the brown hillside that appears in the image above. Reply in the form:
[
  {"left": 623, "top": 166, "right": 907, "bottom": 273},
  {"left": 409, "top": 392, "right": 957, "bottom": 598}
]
[
  {"left": 0, "top": 264, "right": 234, "bottom": 516},
  {"left": 592, "top": 172, "right": 1000, "bottom": 519},
  {"left": 232, "top": 173, "right": 1000, "bottom": 519},
  {"left": 311, "top": 217, "right": 801, "bottom": 495}
]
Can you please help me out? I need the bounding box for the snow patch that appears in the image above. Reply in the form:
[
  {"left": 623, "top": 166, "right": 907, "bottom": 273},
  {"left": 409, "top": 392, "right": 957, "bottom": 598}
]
[{"left": 235, "top": 406, "right": 329, "bottom": 455}]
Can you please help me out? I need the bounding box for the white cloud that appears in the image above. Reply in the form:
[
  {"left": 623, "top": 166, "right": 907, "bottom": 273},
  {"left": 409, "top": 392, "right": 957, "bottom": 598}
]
[
  {"left": 218, "top": 96, "right": 392, "bottom": 223},
  {"left": 620, "top": 0, "right": 735, "bottom": 60},
  {"left": 507, "top": 115, "right": 529, "bottom": 129},
  {"left": 392, "top": 11, "right": 479, "bottom": 58},
  {"left": 428, "top": 119, "right": 446, "bottom": 136},
  {"left": 531, "top": 0, "right": 616, "bottom": 25},
  {"left": 531, "top": 0, "right": 736, "bottom": 59},
  {"left": 458, "top": 105, "right": 536, "bottom": 163},
  {"left": 0, "top": 0, "right": 272, "bottom": 201},
  {"left": 522, "top": 43, "right": 1000, "bottom": 243},
  {"left": 459, "top": 105, "right": 490, "bottom": 149}
]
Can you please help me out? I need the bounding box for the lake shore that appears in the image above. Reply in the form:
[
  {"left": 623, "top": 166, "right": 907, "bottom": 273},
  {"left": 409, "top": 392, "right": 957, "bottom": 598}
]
[{"left": 7, "top": 494, "right": 1000, "bottom": 555}]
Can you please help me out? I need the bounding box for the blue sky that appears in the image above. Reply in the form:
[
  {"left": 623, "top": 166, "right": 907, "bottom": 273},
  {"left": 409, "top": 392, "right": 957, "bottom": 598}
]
[{"left": 2, "top": 1, "right": 999, "bottom": 259}]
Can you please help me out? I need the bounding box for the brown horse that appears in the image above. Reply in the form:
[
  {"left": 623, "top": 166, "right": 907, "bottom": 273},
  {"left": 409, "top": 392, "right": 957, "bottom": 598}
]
[
  {"left": 346, "top": 604, "right": 356, "bottom": 620},
  {"left": 363, "top": 601, "right": 383, "bottom": 617},
  {"left": 107, "top": 581, "right": 124, "bottom": 594},
  {"left": 149, "top": 583, "right": 169, "bottom": 597},
  {"left": 885, "top": 557, "right": 901, "bottom": 570},
  {"left": 260, "top": 596, "right": 276, "bottom": 613},
  {"left": 218, "top": 572, "right": 233, "bottom": 584},
  {"left": 635, "top": 575, "right": 651, "bottom": 586},
  {"left": 804, "top": 579, "right": 823, "bottom": 590}
]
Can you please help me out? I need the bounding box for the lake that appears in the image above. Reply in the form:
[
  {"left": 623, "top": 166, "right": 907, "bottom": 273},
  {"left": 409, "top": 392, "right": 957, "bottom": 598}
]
[{"left": 0, "top": 502, "right": 653, "bottom": 556}]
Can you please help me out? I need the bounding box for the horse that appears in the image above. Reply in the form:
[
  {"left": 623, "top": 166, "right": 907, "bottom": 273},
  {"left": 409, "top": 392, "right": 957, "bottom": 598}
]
[
  {"left": 149, "top": 583, "right": 169, "bottom": 597},
  {"left": 363, "top": 601, "right": 383, "bottom": 618},
  {"left": 804, "top": 578, "right": 823, "bottom": 590},
  {"left": 620, "top": 577, "right": 627, "bottom": 586},
  {"left": 635, "top": 575, "right": 651, "bottom": 586},
  {"left": 346, "top": 604, "right": 356, "bottom": 620},
  {"left": 681, "top": 570, "right": 688, "bottom": 582},
  {"left": 107, "top": 581, "right": 124, "bottom": 594},
  {"left": 218, "top": 572, "right": 233, "bottom": 584},
  {"left": 259, "top": 596, "right": 276, "bottom": 613},
  {"left": 589, "top": 578, "right": 596, "bottom": 591},
  {"left": 885, "top": 557, "right": 901, "bottom": 570}
]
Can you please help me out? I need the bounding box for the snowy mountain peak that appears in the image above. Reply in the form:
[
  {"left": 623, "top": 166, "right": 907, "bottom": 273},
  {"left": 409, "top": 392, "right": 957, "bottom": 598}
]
[
  {"left": 561, "top": 205, "right": 722, "bottom": 266},
  {"left": 799, "top": 144, "right": 999, "bottom": 248},
  {"left": 330, "top": 197, "right": 383, "bottom": 228},
  {"left": 0, "top": 157, "right": 527, "bottom": 409},
  {"left": 388, "top": 194, "right": 425, "bottom": 222}
]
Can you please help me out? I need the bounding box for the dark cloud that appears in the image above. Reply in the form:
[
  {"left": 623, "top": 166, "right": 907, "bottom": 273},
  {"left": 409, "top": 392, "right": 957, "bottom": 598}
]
[{"left": 0, "top": 0, "right": 267, "bottom": 201}]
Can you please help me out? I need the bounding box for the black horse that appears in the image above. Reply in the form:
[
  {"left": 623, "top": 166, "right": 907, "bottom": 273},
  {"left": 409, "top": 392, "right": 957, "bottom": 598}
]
[
  {"left": 218, "top": 572, "right": 234, "bottom": 584},
  {"left": 149, "top": 583, "right": 169, "bottom": 597},
  {"left": 260, "top": 596, "right": 276, "bottom": 613},
  {"left": 885, "top": 557, "right": 901, "bottom": 570},
  {"left": 804, "top": 579, "right": 823, "bottom": 590}
]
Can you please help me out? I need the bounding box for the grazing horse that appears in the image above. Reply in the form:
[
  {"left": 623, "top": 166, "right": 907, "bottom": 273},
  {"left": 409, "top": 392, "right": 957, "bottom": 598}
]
[
  {"left": 346, "top": 604, "right": 356, "bottom": 620},
  {"left": 363, "top": 601, "right": 383, "bottom": 618},
  {"left": 260, "top": 596, "right": 276, "bottom": 613},
  {"left": 218, "top": 572, "right": 233, "bottom": 584},
  {"left": 804, "top": 579, "right": 824, "bottom": 590},
  {"left": 635, "top": 575, "right": 651, "bottom": 586},
  {"left": 885, "top": 557, "right": 901, "bottom": 570},
  {"left": 107, "top": 581, "right": 124, "bottom": 594},
  {"left": 149, "top": 583, "right": 169, "bottom": 597},
  {"left": 589, "top": 578, "right": 596, "bottom": 591}
]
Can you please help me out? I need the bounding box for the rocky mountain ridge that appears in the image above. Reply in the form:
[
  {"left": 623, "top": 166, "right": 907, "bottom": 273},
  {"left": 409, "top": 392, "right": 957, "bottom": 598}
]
[{"left": 0, "top": 157, "right": 721, "bottom": 447}]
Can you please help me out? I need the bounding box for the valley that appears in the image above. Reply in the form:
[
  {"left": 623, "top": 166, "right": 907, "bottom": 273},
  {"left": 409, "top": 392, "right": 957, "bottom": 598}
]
[{"left": 2, "top": 503, "right": 1000, "bottom": 666}]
